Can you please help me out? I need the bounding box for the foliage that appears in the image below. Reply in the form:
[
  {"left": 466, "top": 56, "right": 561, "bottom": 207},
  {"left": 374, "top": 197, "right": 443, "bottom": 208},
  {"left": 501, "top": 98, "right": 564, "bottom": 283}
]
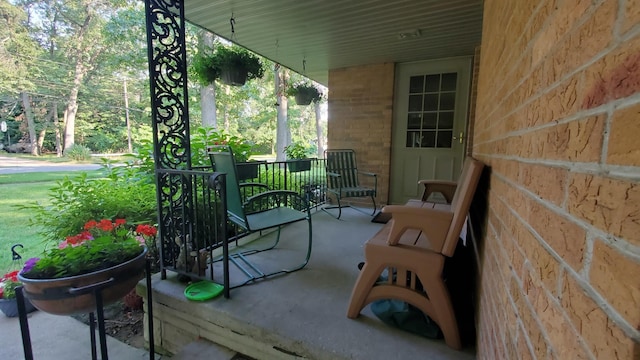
[
  {"left": 284, "top": 142, "right": 313, "bottom": 159},
  {"left": 20, "top": 219, "right": 156, "bottom": 279},
  {"left": 18, "top": 163, "right": 157, "bottom": 245},
  {"left": 286, "top": 83, "right": 323, "bottom": 104},
  {"left": 64, "top": 144, "right": 92, "bottom": 161},
  {"left": 191, "top": 126, "right": 255, "bottom": 165},
  {"left": 0, "top": 270, "right": 20, "bottom": 299},
  {"left": 191, "top": 45, "right": 265, "bottom": 86}
]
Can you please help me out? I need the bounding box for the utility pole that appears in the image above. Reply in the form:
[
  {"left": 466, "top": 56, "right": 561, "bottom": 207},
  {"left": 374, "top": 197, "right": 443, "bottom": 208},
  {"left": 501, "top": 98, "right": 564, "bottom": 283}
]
[{"left": 123, "top": 79, "right": 132, "bottom": 153}]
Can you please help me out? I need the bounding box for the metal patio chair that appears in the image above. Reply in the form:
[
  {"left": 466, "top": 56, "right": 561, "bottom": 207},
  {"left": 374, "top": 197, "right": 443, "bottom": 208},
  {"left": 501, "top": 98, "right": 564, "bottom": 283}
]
[
  {"left": 323, "top": 149, "right": 377, "bottom": 219},
  {"left": 208, "top": 146, "right": 313, "bottom": 287}
]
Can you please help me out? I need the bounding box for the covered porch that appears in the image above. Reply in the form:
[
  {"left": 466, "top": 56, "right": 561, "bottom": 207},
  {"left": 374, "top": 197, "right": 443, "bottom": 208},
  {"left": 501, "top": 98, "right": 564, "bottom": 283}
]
[{"left": 139, "top": 206, "right": 477, "bottom": 359}]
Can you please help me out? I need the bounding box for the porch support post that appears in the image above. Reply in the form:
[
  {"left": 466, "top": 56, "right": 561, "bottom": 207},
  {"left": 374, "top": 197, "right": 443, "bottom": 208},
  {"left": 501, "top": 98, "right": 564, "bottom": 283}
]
[{"left": 144, "top": 0, "right": 193, "bottom": 275}]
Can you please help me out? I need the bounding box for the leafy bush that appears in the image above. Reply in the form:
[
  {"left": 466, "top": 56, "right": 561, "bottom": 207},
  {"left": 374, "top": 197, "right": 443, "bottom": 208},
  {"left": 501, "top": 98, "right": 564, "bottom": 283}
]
[
  {"left": 191, "top": 126, "right": 254, "bottom": 166},
  {"left": 284, "top": 142, "right": 313, "bottom": 159},
  {"left": 64, "top": 144, "right": 92, "bottom": 161},
  {"left": 20, "top": 160, "right": 157, "bottom": 244}
]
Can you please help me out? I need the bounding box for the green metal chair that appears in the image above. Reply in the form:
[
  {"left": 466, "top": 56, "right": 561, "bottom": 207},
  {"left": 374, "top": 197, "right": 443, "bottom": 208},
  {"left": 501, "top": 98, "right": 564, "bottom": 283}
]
[
  {"left": 208, "top": 146, "right": 313, "bottom": 287},
  {"left": 323, "top": 149, "right": 377, "bottom": 219}
]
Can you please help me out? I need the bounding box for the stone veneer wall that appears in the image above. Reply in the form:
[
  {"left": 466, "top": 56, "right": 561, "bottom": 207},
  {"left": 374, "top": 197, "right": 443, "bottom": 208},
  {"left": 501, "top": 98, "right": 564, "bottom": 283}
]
[
  {"left": 327, "top": 63, "right": 395, "bottom": 206},
  {"left": 474, "top": 0, "right": 640, "bottom": 358}
]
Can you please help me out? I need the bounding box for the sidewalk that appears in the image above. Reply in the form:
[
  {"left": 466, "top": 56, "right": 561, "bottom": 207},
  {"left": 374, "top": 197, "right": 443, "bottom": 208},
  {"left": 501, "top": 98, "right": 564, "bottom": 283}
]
[{"left": 0, "top": 310, "right": 157, "bottom": 360}]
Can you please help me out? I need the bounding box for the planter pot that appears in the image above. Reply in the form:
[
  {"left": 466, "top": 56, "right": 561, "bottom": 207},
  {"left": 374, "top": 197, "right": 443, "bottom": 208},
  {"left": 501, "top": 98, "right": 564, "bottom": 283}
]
[
  {"left": 287, "top": 159, "right": 312, "bottom": 172},
  {"left": 236, "top": 161, "right": 266, "bottom": 181},
  {"left": 0, "top": 297, "right": 37, "bottom": 317},
  {"left": 220, "top": 67, "right": 249, "bottom": 86},
  {"left": 294, "top": 93, "right": 313, "bottom": 106},
  {"left": 18, "top": 247, "right": 147, "bottom": 315}
]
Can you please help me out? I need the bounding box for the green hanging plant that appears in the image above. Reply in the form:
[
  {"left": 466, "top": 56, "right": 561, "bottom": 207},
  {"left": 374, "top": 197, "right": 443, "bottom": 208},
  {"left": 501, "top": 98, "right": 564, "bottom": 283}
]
[
  {"left": 286, "top": 82, "right": 323, "bottom": 105},
  {"left": 191, "top": 45, "right": 265, "bottom": 86}
]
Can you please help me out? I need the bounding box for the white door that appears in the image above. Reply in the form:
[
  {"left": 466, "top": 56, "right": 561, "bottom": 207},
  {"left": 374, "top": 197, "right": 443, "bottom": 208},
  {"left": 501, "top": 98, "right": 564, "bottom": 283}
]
[{"left": 390, "top": 57, "right": 472, "bottom": 204}]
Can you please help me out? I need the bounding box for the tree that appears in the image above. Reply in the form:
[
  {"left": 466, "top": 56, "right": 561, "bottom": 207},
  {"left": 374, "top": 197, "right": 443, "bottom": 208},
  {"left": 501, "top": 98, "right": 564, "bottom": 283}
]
[
  {"left": 198, "top": 30, "right": 217, "bottom": 128},
  {"left": 274, "top": 64, "right": 290, "bottom": 161}
]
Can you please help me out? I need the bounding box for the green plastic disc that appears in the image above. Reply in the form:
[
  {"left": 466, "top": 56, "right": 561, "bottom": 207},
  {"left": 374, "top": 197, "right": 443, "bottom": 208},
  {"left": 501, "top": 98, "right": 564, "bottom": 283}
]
[{"left": 184, "top": 281, "right": 224, "bottom": 301}]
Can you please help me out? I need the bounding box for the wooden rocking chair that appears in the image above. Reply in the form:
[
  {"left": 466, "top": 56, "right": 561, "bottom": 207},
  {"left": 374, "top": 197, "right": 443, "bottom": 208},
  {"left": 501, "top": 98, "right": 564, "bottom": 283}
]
[
  {"left": 346, "top": 157, "right": 484, "bottom": 349},
  {"left": 208, "top": 146, "right": 313, "bottom": 287}
]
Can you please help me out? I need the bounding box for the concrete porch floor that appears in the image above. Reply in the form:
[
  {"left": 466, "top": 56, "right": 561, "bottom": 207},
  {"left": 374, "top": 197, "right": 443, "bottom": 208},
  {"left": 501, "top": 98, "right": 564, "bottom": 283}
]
[{"left": 139, "top": 207, "right": 477, "bottom": 360}]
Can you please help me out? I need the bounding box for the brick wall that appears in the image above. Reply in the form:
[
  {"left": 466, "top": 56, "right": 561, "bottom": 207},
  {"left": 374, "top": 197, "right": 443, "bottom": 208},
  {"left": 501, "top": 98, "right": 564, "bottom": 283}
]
[
  {"left": 327, "top": 63, "right": 395, "bottom": 206},
  {"left": 474, "top": 1, "right": 640, "bottom": 358}
]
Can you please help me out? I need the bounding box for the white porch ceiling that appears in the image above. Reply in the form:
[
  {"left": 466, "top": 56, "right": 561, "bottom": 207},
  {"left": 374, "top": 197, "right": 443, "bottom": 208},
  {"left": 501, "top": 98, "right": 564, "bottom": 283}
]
[{"left": 184, "top": 0, "right": 484, "bottom": 86}]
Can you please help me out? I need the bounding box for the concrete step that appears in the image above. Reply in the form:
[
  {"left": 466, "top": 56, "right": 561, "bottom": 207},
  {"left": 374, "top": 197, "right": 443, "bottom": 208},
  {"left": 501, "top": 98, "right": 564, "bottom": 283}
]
[{"left": 171, "top": 339, "right": 253, "bottom": 360}]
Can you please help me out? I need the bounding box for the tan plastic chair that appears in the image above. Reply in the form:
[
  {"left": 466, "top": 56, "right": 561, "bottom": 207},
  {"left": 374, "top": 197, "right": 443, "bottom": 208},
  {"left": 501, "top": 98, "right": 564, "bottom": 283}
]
[{"left": 346, "top": 157, "right": 484, "bottom": 350}]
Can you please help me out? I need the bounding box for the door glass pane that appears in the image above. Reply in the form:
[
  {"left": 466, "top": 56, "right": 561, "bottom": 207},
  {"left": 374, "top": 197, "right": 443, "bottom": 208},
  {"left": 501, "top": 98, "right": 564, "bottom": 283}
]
[
  {"left": 423, "top": 113, "right": 437, "bottom": 129},
  {"left": 437, "top": 131, "right": 453, "bottom": 148},
  {"left": 406, "top": 131, "right": 421, "bottom": 147},
  {"left": 441, "top": 73, "right": 457, "bottom": 91},
  {"left": 421, "top": 131, "right": 436, "bottom": 147},
  {"left": 408, "top": 95, "right": 423, "bottom": 111},
  {"left": 409, "top": 76, "right": 424, "bottom": 93},
  {"left": 425, "top": 74, "right": 440, "bottom": 92},
  {"left": 404, "top": 71, "right": 459, "bottom": 149},
  {"left": 423, "top": 94, "right": 438, "bottom": 111},
  {"left": 439, "top": 112, "right": 454, "bottom": 129},
  {"left": 439, "top": 92, "right": 456, "bottom": 110},
  {"left": 407, "top": 114, "right": 422, "bottom": 129}
]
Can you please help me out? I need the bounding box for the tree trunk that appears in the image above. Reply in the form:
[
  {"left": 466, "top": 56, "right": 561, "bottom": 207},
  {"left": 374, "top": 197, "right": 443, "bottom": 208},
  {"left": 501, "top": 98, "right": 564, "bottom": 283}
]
[
  {"left": 64, "top": 61, "right": 85, "bottom": 151},
  {"left": 199, "top": 30, "right": 217, "bottom": 128},
  {"left": 63, "top": 11, "right": 94, "bottom": 152},
  {"left": 37, "top": 106, "right": 53, "bottom": 153},
  {"left": 21, "top": 92, "right": 38, "bottom": 156},
  {"left": 53, "top": 102, "right": 62, "bottom": 157},
  {"left": 275, "top": 65, "right": 289, "bottom": 161},
  {"left": 314, "top": 102, "right": 325, "bottom": 158}
]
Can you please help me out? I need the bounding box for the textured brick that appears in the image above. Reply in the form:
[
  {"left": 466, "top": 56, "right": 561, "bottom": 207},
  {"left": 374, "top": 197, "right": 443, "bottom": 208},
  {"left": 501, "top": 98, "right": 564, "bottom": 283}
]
[
  {"left": 518, "top": 163, "right": 567, "bottom": 206},
  {"left": 518, "top": 224, "right": 560, "bottom": 293},
  {"left": 607, "top": 102, "right": 640, "bottom": 166},
  {"left": 622, "top": 0, "right": 640, "bottom": 34},
  {"left": 568, "top": 173, "right": 640, "bottom": 245},
  {"left": 581, "top": 34, "right": 640, "bottom": 109},
  {"left": 528, "top": 114, "right": 604, "bottom": 162},
  {"left": 527, "top": 200, "right": 586, "bottom": 271},
  {"left": 561, "top": 272, "right": 639, "bottom": 359},
  {"left": 590, "top": 240, "right": 640, "bottom": 328}
]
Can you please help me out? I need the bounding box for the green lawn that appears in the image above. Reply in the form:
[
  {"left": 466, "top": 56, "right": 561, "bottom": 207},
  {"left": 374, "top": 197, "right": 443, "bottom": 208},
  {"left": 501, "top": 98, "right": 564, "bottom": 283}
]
[{"left": 0, "top": 170, "right": 104, "bottom": 272}]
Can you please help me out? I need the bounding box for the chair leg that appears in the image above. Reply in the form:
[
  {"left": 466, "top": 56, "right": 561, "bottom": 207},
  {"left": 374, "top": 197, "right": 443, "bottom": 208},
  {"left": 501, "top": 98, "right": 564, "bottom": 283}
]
[
  {"left": 322, "top": 195, "right": 344, "bottom": 219},
  {"left": 346, "top": 261, "right": 384, "bottom": 318},
  {"left": 370, "top": 194, "right": 377, "bottom": 216},
  {"left": 420, "top": 276, "right": 462, "bottom": 350}
]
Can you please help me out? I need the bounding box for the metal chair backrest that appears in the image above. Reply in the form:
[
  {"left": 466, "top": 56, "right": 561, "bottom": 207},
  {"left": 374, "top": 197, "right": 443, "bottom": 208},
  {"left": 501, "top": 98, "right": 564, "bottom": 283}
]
[
  {"left": 208, "top": 146, "right": 248, "bottom": 229},
  {"left": 325, "top": 149, "right": 361, "bottom": 189}
]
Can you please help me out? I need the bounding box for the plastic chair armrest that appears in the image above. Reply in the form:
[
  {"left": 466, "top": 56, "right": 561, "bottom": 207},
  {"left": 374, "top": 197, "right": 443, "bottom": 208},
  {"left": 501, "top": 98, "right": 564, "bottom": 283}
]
[{"left": 381, "top": 205, "right": 453, "bottom": 252}]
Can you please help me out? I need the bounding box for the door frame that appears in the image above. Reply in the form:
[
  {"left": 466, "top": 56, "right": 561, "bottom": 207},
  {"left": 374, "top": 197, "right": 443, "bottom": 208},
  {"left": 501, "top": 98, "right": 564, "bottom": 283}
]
[{"left": 389, "top": 56, "right": 473, "bottom": 204}]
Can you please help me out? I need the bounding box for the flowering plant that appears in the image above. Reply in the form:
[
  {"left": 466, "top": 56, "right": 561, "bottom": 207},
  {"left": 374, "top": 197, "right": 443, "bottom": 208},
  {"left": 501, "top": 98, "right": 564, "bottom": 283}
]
[
  {"left": 20, "top": 219, "right": 157, "bottom": 280},
  {"left": 0, "top": 270, "right": 20, "bottom": 299}
]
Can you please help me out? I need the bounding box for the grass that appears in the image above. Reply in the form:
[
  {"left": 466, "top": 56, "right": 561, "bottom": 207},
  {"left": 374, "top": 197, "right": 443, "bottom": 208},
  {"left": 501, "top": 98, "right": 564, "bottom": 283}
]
[{"left": 0, "top": 170, "right": 104, "bottom": 272}]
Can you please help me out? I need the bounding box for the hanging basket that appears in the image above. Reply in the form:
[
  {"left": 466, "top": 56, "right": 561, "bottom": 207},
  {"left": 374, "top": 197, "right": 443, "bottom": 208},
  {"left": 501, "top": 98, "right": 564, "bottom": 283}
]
[
  {"left": 294, "top": 93, "right": 313, "bottom": 106},
  {"left": 18, "top": 247, "right": 148, "bottom": 315},
  {"left": 220, "top": 67, "right": 249, "bottom": 86}
]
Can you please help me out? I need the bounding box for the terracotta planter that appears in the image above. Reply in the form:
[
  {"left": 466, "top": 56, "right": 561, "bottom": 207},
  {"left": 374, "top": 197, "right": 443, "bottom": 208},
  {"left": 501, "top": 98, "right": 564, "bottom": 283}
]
[
  {"left": 18, "top": 247, "right": 147, "bottom": 315},
  {"left": 0, "top": 297, "right": 37, "bottom": 317}
]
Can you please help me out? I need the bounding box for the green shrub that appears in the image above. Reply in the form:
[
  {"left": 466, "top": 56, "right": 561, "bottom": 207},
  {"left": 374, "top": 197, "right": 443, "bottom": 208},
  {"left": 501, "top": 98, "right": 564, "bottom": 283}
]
[
  {"left": 64, "top": 144, "right": 92, "bottom": 161},
  {"left": 19, "top": 158, "right": 157, "bottom": 244}
]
